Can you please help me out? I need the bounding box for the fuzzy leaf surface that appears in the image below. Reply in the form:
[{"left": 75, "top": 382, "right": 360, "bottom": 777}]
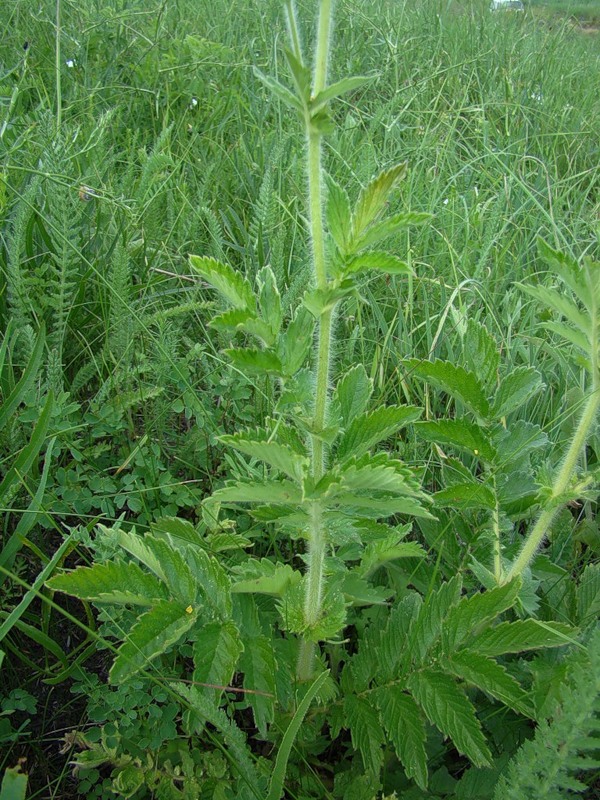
[
  {"left": 407, "top": 669, "right": 492, "bottom": 767},
  {"left": 225, "top": 347, "right": 283, "bottom": 376},
  {"left": 253, "top": 68, "right": 304, "bottom": 113},
  {"left": 190, "top": 255, "right": 255, "bottom": 310},
  {"left": 337, "top": 405, "right": 422, "bottom": 462},
  {"left": 332, "top": 364, "right": 373, "bottom": 428},
  {"left": 492, "top": 367, "right": 544, "bottom": 419},
  {"left": 311, "top": 75, "right": 373, "bottom": 109},
  {"left": 463, "top": 320, "right": 500, "bottom": 391},
  {"left": 432, "top": 482, "right": 496, "bottom": 510},
  {"left": 211, "top": 479, "right": 302, "bottom": 505},
  {"left": 345, "top": 251, "right": 410, "bottom": 276},
  {"left": 220, "top": 430, "right": 309, "bottom": 482},
  {"left": 350, "top": 164, "right": 408, "bottom": 244},
  {"left": 116, "top": 531, "right": 197, "bottom": 604},
  {"left": 326, "top": 175, "right": 352, "bottom": 253},
  {"left": 352, "top": 211, "right": 431, "bottom": 251},
  {"left": 46, "top": 561, "right": 168, "bottom": 606},
  {"left": 415, "top": 419, "right": 496, "bottom": 463},
  {"left": 231, "top": 559, "right": 300, "bottom": 596},
  {"left": 276, "top": 306, "right": 314, "bottom": 376},
  {"left": 406, "top": 359, "right": 490, "bottom": 419},
  {"left": 110, "top": 600, "right": 197, "bottom": 684}
]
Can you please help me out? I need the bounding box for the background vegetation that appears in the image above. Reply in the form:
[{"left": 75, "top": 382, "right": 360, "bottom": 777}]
[{"left": 0, "top": 0, "right": 599, "bottom": 798}]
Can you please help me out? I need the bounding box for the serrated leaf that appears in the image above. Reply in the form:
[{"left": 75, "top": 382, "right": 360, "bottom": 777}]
[
  {"left": 303, "top": 280, "right": 355, "bottom": 317},
  {"left": 276, "top": 306, "right": 314, "bottom": 376},
  {"left": 345, "top": 251, "right": 411, "bottom": 276},
  {"left": 519, "top": 284, "right": 590, "bottom": 338},
  {"left": 409, "top": 575, "right": 462, "bottom": 664},
  {"left": 150, "top": 516, "right": 204, "bottom": 548},
  {"left": 253, "top": 68, "right": 304, "bottom": 113},
  {"left": 193, "top": 621, "right": 244, "bottom": 704},
  {"left": 433, "top": 483, "right": 496, "bottom": 510},
  {"left": 328, "top": 452, "right": 424, "bottom": 496},
  {"left": 190, "top": 255, "right": 255, "bottom": 311},
  {"left": 470, "top": 619, "right": 576, "bottom": 657},
  {"left": 337, "top": 405, "right": 422, "bottom": 462},
  {"left": 211, "top": 479, "right": 302, "bottom": 505},
  {"left": 257, "top": 266, "right": 282, "bottom": 340},
  {"left": 442, "top": 580, "right": 521, "bottom": 654},
  {"left": 406, "top": 359, "right": 490, "bottom": 419},
  {"left": 537, "top": 237, "right": 586, "bottom": 301},
  {"left": 225, "top": 347, "right": 283, "bottom": 376},
  {"left": 350, "top": 164, "right": 408, "bottom": 244},
  {"left": 376, "top": 687, "right": 428, "bottom": 789},
  {"left": 542, "top": 320, "right": 589, "bottom": 353},
  {"left": 332, "top": 364, "right": 373, "bottom": 428},
  {"left": 341, "top": 573, "right": 392, "bottom": 605},
  {"left": 463, "top": 320, "right": 500, "bottom": 391},
  {"left": 442, "top": 650, "right": 532, "bottom": 717},
  {"left": 359, "top": 535, "right": 426, "bottom": 578},
  {"left": 326, "top": 174, "right": 352, "bottom": 254},
  {"left": 379, "top": 593, "right": 422, "bottom": 680},
  {"left": 46, "top": 561, "right": 168, "bottom": 606},
  {"left": 116, "top": 531, "right": 197, "bottom": 604},
  {"left": 415, "top": 419, "right": 496, "bottom": 463},
  {"left": 493, "top": 420, "right": 548, "bottom": 468},
  {"left": 209, "top": 307, "right": 256, "bottom": 333},
  {"left": 110, "top": 600, "right": 197, "bottom": 684},
  {"left": 311, "top": 75, "right": 374, "bottom": 110},
  {"left": 577, "top": 563, "right": 600, "bottom": 625},
  {"left": 329, "top": 492, "right": 432, "bottom": 519},
  {"left": 492, "top": 367, "right": 544, "bottom": 419},
  {"left": 231, "top": 559, "right": 300, "bottom": 595},
  {"left": 344, "top": 695, "right": 385, "bottom": 776},
  {"left": 186, "top": 547, "right": 232, "bottom": 619},
  {"left": 238, "top": 634, "right": 276, "bottom": 736},
  {"left": 407, "top": 669, "right": 492, "bottom": 767},
  {"left": 353, "top": 211, "right": 431, "bottom": 251},
  {"left": 220, "top": 430, "right": 309, "bottom": 482}
]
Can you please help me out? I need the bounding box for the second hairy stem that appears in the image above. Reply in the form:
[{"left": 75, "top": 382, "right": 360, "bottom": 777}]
[{"left": 297, "top": 1, "right": 335, "bottom": 681}]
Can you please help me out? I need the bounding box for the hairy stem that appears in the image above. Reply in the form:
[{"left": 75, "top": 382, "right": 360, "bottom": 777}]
[
  {"left": 55, "top": 0, "right": 62, "bottom": 132},
  {"left": 504, "top": 385, "right": 600, "bottom": 583},
  {"left": 297, "top": 0, "right": 335, "bottom": 680}
]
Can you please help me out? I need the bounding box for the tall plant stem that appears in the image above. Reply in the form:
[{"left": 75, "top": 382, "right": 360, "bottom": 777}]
[
  {"left": 55, "top": 0, "right": 62, "bottom": 133},
  {"left": 297, "top": 0, "right": 335, "bottom": 681},
  {"left": 504, "top": 384, "right": 600, "bottom": 583}
]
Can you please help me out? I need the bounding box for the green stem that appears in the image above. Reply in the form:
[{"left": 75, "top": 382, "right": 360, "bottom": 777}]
[
  {"left": 296, "top": 0, "right": 335, "bottom": 681},
  {"left": 55, "top": 0, "right": 62, "bottom": 133},
  {"left": 313, "top": 0, "right": 333, "bottom": 95},
  {"left": 504, "top": 385, "right": 600, "bottom": 583},
  {"left": 492, "top": 486, "right": 502, "bottom": 585}
]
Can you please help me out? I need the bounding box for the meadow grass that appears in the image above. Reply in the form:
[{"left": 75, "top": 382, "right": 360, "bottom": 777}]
[{"left": 0, "top": 0, "right": 599, "bottom": 796}]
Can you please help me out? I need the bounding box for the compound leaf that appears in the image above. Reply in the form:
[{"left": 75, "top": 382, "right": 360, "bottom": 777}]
[
  {"left": 193, "top": 620, "right": 244, "bottom": 704},
  {"left": 415, "top": 419, "right": 496, "bottom": 463}
]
